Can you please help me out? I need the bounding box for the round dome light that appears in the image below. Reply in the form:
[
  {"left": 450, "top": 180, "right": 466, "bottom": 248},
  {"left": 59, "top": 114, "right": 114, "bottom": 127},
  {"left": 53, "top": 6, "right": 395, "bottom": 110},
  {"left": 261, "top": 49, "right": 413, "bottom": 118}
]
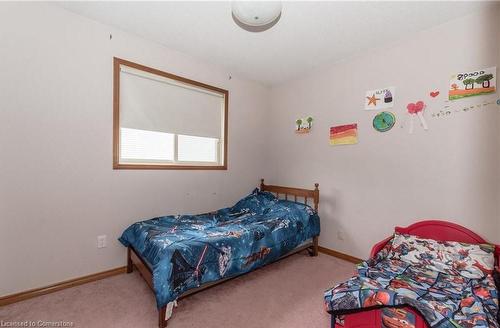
[{"left": 232, "top": 1, "right": 282, "bottom": 32}]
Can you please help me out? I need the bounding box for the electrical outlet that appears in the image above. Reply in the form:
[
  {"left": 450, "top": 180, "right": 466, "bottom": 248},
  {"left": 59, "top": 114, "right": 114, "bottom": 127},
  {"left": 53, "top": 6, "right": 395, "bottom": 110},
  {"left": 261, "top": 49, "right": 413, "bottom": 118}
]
[
  {"left": 97, "top": 235, "right": 107, "bottom": 248},
  {"left": 337, "top": 230, "right": 345, "bottom": 241}
]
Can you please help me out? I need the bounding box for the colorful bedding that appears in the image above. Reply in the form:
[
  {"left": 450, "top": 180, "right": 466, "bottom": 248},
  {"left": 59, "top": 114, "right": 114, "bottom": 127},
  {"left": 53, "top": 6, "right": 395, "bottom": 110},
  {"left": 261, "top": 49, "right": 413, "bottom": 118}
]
[
  {"left": 119, "top": 189, "right": 320, "bottom": 308},
  {"left": 324, "top": 233, "right": 498, "bottom": 328}
]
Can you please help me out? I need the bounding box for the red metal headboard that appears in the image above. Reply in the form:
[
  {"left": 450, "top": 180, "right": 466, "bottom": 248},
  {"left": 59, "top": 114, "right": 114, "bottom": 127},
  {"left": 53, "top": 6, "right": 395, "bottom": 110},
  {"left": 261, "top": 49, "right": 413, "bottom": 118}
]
[{"left": 371, "top": 219, "right": 500, "bottom": 270}]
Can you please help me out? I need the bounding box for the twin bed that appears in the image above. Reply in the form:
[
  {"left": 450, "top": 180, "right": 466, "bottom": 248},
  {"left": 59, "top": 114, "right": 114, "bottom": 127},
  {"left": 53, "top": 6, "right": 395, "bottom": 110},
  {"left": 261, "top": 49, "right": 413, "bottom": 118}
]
[{"left": 119, "top": 179, "right": 321, "bottom": 327}]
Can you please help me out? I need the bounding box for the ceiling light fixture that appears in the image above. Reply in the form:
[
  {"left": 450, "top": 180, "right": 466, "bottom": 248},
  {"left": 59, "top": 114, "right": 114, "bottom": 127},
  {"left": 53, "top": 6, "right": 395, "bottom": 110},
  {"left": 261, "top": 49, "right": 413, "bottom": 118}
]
[{"left": 232, "top": 1, "right": 282, "bottom": 32}]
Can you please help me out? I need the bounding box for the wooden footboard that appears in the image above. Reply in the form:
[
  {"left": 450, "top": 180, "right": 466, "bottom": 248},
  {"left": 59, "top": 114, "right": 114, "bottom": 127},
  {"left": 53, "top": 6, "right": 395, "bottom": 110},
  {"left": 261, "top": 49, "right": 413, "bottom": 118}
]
[{"left": 127, "top": 179, "right": 320, "bottom": 328}]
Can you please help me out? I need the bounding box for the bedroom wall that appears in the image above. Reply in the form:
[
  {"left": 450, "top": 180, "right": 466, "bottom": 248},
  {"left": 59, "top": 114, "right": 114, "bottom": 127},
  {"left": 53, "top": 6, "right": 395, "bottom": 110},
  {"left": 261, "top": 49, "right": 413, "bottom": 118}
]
[
  {"left": 497, "top": 12, "right": 500, "bottom": 241},
  {"left": 266, "top": 8, "right": 500, "bottom": 259},
  {"left": 0, "top": 3, "right": 270, "bottom": 296}
]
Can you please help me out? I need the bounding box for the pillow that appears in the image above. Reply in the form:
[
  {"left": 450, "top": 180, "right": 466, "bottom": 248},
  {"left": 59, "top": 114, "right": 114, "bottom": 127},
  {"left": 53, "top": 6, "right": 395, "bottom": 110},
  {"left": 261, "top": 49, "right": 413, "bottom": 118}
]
[
  {"left": 387, "top": 233, "right": 495, "bottom": 279},
  {"left": 230, "top": 188, "right": 277, "bottom": 214}
]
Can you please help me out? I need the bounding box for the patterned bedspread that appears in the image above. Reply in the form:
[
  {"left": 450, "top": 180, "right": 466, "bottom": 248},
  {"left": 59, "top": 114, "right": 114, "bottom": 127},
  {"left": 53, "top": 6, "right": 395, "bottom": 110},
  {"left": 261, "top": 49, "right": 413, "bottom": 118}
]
[
  {"left": 119, "top": 189, "right": 320, "bottom": 308},
  {"left": 324, "top": 233, "right": 499, "bottom": 328}
]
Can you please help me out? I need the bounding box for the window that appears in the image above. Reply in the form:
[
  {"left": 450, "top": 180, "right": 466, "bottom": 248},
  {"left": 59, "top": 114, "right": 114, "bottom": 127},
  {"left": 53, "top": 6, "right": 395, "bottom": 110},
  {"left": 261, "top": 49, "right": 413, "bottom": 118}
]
[
  {"left": 120, "top": 128, "right": 175, "bottom": 162},
  {"left": 113, "top": 57, "right": 228, "bottom": 169},
  {"left": 177, "top": 135, "right": 219, "bottom": 163}
]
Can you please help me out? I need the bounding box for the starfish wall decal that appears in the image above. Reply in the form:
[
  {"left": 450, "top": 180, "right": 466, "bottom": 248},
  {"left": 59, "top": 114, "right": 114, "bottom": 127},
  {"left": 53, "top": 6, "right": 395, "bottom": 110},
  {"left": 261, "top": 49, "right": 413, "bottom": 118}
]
[{"left": 366, "top": 94, "right": 380, "bottom": 106}]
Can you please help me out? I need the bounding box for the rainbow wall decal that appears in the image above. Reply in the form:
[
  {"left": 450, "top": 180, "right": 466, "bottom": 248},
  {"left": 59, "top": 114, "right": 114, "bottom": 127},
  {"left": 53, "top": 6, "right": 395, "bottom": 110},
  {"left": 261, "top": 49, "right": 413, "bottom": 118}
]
[{"left": 330, "top": 124, "right": 358, "bottom": 146}]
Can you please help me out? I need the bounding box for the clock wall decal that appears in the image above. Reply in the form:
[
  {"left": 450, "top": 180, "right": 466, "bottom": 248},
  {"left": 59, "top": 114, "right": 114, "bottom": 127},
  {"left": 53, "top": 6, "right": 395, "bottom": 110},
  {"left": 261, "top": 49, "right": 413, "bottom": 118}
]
[{"left": 373, "top": 111, "right": 396, "bottom": 132}]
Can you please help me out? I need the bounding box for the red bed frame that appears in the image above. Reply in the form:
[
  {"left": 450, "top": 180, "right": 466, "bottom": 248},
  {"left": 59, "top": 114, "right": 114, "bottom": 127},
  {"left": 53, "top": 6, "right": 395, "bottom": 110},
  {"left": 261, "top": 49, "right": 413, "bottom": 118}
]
[{"left": 332, "top": 219, "right": 500, "bottom": 328}]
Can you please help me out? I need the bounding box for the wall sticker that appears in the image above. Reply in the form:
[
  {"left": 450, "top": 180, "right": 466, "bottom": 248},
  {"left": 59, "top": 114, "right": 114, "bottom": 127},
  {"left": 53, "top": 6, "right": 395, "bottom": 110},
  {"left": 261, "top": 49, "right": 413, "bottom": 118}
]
[
  {"left": 407, "top": 101, "right": 428, "bottom": 133},
  {"left": 449, "top": 67, "right": 496, "bottom": 100},
  {"left": 429, "top": 90, "right": 440, "bottom": 98},
  {"left": 330, "top": 124, "right": 358, "bottom": 145},
  {"left": 373, "top": 112, "right": 396, "bottom": 132},
  {"left": 295, "top": 116, "right": 313, "bottom": 134},
  {"left": 365, "top": 87, "right": 395, "bottom": 110}
]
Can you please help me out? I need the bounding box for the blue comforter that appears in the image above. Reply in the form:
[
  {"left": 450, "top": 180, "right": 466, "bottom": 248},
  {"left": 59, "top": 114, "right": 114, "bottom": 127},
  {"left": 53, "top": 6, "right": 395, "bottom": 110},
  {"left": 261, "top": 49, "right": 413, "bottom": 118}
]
[{"left": 119, "top": 189, "right": 320, "bottom": 308}]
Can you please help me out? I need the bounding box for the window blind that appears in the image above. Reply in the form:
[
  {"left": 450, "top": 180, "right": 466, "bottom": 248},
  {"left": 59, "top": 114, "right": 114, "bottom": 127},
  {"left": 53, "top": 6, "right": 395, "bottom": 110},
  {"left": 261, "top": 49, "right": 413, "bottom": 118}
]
[
  {"left": 120, "top": 128, "right": 175, "bottom": 162},
  {"left": 119, "top": 67, "right": 224, "bottom": 139}
]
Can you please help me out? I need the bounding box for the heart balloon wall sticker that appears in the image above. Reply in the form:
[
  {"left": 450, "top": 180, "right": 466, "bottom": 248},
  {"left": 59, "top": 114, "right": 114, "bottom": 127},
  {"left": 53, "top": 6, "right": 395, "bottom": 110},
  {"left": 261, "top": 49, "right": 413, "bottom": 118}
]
[
  {"left": 430, "top": 91, "right": 440, "bottom": 98},
  {"left": 407, "top": 101, "right": 428, "bottom": 133}
]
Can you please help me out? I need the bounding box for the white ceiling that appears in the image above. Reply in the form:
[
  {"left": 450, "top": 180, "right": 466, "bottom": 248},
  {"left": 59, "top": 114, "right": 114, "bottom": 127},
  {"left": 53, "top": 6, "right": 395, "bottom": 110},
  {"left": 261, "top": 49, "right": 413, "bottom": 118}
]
[{"left": 57, "top": 1, "right": 495, "bottom": 86}]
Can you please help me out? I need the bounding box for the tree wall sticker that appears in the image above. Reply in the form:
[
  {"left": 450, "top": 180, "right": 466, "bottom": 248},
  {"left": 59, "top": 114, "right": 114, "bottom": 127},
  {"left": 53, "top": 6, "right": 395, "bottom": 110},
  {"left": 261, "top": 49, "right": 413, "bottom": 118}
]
[
  {"left": 295, "top": 119, "right": 303, "bottom": 131},
  {"left": 463, "top": 78, "right": 475, "bottom": 90},
  {"left": 295, "top": 117, "right": 313, "bottom": 134},
  {"left": 449, "top": 67, "right": 496, "bottom": 100},
  {"left": 306, "top": 116, "right": 313, "bottom": 128},
  {"left": 475, "top": 74, "right": 493, "bottom": 88}
]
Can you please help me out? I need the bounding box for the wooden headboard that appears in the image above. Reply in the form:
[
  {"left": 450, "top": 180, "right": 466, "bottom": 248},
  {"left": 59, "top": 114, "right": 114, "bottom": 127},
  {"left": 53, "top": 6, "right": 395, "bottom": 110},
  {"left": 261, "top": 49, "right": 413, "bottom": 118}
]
[{"left": 260, "top": 179, "right": 319, "bottom": 212}]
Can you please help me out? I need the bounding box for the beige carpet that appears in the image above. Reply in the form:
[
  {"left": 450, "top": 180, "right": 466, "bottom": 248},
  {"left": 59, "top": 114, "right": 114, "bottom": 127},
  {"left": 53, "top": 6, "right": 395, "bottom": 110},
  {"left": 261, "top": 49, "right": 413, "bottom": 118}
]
[{"left": 0, "top": 252, "right": 355, "bottom": 328}]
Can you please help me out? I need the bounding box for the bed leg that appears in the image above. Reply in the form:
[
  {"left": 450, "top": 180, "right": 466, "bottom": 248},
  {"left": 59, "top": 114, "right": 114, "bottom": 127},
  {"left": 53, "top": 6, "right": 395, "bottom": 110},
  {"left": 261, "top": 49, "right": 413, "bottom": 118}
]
[
  {"left": 331, "top": 314, "right": 336, "bottom": 328},
  {"left": 127, "top": 247, "right": 133, "bottom": 273},
  {"left": 159, "top": 305, "right": 167, "bottom": 328},
  {"left": 312, "top": 236, "right": 319, "bottom": 257}
]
